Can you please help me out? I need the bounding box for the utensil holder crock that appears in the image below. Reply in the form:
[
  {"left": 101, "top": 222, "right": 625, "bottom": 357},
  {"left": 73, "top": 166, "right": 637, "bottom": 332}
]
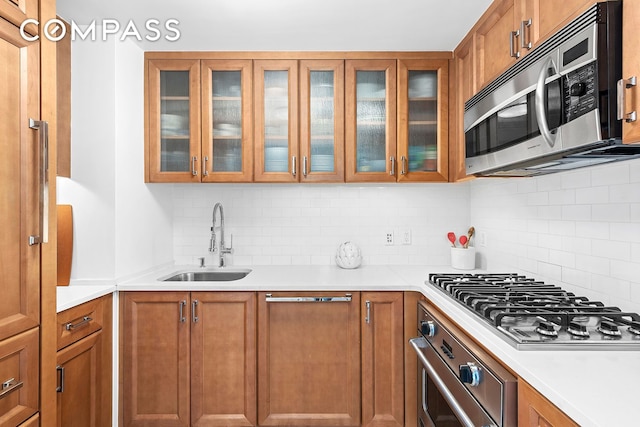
[{"left": 451, "top": 247, "right": 476, "bottom": 270}]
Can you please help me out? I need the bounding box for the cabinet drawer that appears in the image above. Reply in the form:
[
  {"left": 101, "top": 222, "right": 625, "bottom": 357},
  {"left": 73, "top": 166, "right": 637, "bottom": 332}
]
[
  {"left": 0, "top": 328, "right": 39, "bottom": 426},
  {"left": 57, "top": 297, "right": 105, "bottom": 351}
]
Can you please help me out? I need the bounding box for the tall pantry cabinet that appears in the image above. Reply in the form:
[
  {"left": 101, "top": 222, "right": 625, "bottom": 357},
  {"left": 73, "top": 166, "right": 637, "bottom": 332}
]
[{"left": 0, "top": 0, "right": 58, "bottom": 425}]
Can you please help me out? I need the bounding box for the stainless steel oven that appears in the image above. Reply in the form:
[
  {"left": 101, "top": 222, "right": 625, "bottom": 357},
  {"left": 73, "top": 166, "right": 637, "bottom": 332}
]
[{"left": 410, "top": 301, "right": 517, "bottom": 427}]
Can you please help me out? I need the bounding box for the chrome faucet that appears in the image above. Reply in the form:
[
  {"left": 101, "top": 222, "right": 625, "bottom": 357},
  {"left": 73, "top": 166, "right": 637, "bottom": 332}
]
[{"left": 209, "top": 202, "right": 233, "bottom": 267}]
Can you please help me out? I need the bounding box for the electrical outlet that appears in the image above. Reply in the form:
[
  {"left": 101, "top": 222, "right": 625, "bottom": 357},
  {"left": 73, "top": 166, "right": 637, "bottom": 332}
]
[
  {"left": 479, "top": 231, "right": 487, "bottom": 247},
  {"left": 400, "top": 228, "right": 411, "bottom": 245},
  {"left": 385, "top": 230, "right": 394, "bottom": 246}
]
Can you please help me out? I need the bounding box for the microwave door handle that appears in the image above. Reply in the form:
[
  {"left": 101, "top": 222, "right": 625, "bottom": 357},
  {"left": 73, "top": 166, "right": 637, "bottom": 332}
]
[{"left": 535, "top": 57, "right": 558, "bottom": 148}]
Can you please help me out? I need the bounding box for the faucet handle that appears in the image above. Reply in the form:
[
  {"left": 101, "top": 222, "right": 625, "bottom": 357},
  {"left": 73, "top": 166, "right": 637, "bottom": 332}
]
[
  {"left": 222, "top": 234, "right": 234, "bottom": 254},
  {"left": 198, "top": 257, "right": 206, "bottom": 268}
]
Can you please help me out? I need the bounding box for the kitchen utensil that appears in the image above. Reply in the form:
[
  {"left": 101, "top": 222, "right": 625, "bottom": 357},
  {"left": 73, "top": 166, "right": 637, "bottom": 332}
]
[
  {"left": 464, "top": 226, "right": 475, "bottom": 248},
  {"left": 447, "top": 232, "right": 456, "bottom": 247},
  {"left": 459, "top": 235, "right": 468, "bottom": 247}
]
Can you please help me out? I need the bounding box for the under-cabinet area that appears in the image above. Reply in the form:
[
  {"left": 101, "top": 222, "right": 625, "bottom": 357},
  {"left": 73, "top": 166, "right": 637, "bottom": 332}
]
[{"left": 145, "top": 53, "right": 450, "bottom": 183}]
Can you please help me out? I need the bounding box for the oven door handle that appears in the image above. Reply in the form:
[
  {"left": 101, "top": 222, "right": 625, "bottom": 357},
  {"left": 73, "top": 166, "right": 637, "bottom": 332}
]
[{"left": 409, "top": 337, "right": 476, "bottom": 427}]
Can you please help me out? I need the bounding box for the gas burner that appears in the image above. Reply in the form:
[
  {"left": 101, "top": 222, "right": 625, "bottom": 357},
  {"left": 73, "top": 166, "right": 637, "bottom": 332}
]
[{"left": 427, "top": 273, "right": 640, "bottom": 350}]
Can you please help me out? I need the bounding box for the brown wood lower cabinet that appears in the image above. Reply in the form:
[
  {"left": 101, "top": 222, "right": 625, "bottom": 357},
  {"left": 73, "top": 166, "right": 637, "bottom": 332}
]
[
  {"left": 518, "top": 379, "right": 578, "bottom": 427},
  {"left": 121, "top": 290, "right": 405, "bottom": 427},
  {"left": 121, "top": 291, "right": 256, "bottom": 427},
  {"left": 56, "top": 294, "right": 112, "bottom": 427},
  {"left": 361, "top": 292, "right": 404, "bottom": 427},
  {"left": 257, "top": 291, "right": 361, "bottom": 426},
  {"left": 0, "top": 328, "right": 39, "bottom": 426}
]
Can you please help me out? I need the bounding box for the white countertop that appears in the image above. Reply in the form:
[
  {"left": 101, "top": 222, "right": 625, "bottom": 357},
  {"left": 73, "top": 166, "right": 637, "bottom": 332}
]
[
  {"left": 62, "top": 264, "right": 637, "bottom": 426},
  {"left": 57, "top": 282, "right": 116, "bottom": 312}
]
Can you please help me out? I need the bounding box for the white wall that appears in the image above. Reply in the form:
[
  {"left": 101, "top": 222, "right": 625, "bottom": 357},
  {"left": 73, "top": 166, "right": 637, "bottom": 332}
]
[
  {"left": 172, "top": 183, "right": 471, "bottom": 267},
  {"left": 58, "top": 34, "right": 173, "bottom": 282},
  {"left": 470, "top": 158, "right": 640, "bottom": 314},
  {"left": 57, "top": 35, "right": 117, "bottom": 279},
  {"left": 113, "top": 37, "right": 173, "bottom": 279}
]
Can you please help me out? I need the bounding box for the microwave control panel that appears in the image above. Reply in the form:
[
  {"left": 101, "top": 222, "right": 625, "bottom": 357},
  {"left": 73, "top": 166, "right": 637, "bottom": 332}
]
[{"left": 563, "top": 62, "right": 597, "bottom": 123}]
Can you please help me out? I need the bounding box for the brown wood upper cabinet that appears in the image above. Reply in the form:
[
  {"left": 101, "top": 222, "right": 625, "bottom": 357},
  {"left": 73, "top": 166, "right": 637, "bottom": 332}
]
[
  {"left": 201, "top": 59, "right": 254, "bottom": 182},
  {"left": 473, "top": 0, "right": 593, "bottom": 92},
  {"left": 147, "top": 53, "right": 450, "bottom": 183},
  {"left": 345, "top": 59, "right": 397, "bottom": 182},
  {"left": 146, "top": 58, "right": 202, "bottom": 182},
  {"left": 146, "top": 58, "right": 254, "bottom": 182},
  {"left": 253, "top": 60, "right": 299, "bottom": 182},
  {"left": 299, "top": 60, "right": 345, "bottom": 182},
  {"left": 621, "top": 0, "right": 640, "bottom": 144},
  {"left": 0, "top": 0, "right": 38, "bottom": 35},
  {"left": 397, "top": 59, "right": 449, "bottom": 182},
  {"left": 121, "top": 291, "right": 256, "bottom": 427}
]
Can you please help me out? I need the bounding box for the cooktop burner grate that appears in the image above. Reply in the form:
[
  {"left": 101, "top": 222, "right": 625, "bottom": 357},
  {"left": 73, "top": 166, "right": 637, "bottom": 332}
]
[{"left": 427, "top": 273, "right": 640, "bottom": 350}]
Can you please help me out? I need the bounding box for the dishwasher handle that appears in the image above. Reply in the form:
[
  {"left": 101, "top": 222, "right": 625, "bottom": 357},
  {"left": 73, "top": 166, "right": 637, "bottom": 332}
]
[
  {"left": 409, "top": 337, "right": 476, "bottom": 427},
  {"left": 265, "top": 294, "right": 352, "bottom": 303}
]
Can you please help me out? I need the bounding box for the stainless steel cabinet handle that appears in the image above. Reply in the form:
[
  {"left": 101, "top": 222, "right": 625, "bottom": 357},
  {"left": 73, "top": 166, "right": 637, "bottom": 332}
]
[
  {"left": 265, "top": 293, "right": 352, "bottom": 303},
  {"left": 303, "top": 156, "right": 308, "bottom": 177},
  {"left": 1, "top": 378, "right": 24, "bottom": 399},
  {"left": 291, "top": 155, "right": 297, "bottom": 177},
  {"left": 192, "top": 300, "right": 199, "bottom": 323},
  {"left": 401, "top": 155, "right": 407, "bottom": 175},
  {"left": 56, "top": 367, "right": 64, "bottom": 393},
  {"left": 203, "top": 156, "right": 209, "bottom": 176},
  {"left": 365, "top": 300, "right": 371, "bottom": 324},
  {"left": 509, "top": 30, "right": 520, "bottom": 59},
  {"left": 389, "top": 156, "right": 396, "bottom": 176},
  {"left": 191, "top": 156, "right": 198, "bottom": 176},
  {"left": 520, "top": 19, "right": 532, "bottom": 49},
  {"left": 179, "top": 300, "right": 187, "bottom": 323},
  {"left": 410, "top": 337, "right": 475, "bottom": 427},
  {"left": 28, "top": 119, "right": 49, "bottom": 245},
  {"left": 65, "top": 316, "right": 92, "bottom": 331},
  {"left": 617, "top": 76, "right": 638, "bottom": 123}
]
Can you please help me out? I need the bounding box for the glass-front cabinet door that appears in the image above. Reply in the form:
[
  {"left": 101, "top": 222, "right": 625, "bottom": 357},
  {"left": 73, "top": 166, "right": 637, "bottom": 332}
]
[
  {"left": 299, "top": 60, "right": 345, "bottom": 182},
  {"left": 254, "top": 60, "right": 299, "bottom": 182},
  {"left": 397, "top": 59, "right": 449, "bottom": 182},
  {"left": 201, "top": 60, "right": 253, "bottom": 182},
  {"left": 147, "top": 59, "right": 201, "bottom": 182},
  {"left": 345, "top": 60, "right": 397, "bottom": 182}
]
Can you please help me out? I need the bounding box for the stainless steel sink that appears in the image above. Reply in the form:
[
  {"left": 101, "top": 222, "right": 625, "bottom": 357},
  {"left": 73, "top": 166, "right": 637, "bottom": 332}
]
[{"left": 161, "top": 269, "right": 251, "bottom": 282}]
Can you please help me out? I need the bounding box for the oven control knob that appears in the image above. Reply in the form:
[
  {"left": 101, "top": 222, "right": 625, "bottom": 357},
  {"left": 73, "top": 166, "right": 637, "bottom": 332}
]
[
  {"left": 459, "top": 363, "right": 481, "bottom": 387},
  {"left": 420, "top": 320, "right": 436, "bottom": 337}
]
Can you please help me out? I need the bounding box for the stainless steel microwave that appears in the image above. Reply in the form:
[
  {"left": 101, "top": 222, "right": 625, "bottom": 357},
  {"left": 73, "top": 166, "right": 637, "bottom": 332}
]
[{"left": 464, "top": 1, "right": 640, "bottom": 177}]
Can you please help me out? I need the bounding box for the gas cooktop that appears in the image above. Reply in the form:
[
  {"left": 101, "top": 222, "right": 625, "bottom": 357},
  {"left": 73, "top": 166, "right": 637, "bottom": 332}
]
[{"left": 428, "top": 273, "right": 640, "bottom": 350}]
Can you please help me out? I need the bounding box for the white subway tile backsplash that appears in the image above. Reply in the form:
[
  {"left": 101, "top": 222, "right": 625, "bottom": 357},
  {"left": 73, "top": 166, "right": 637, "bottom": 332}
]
[
  {"left": 575, "top": 185, "right": 609, "bottom": 204},
  {"left": 470, "top": 158, "right": 640, "bottom": 314},
  {"left": 172, "top": 183, "right": 471, "bottom": 267}
]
